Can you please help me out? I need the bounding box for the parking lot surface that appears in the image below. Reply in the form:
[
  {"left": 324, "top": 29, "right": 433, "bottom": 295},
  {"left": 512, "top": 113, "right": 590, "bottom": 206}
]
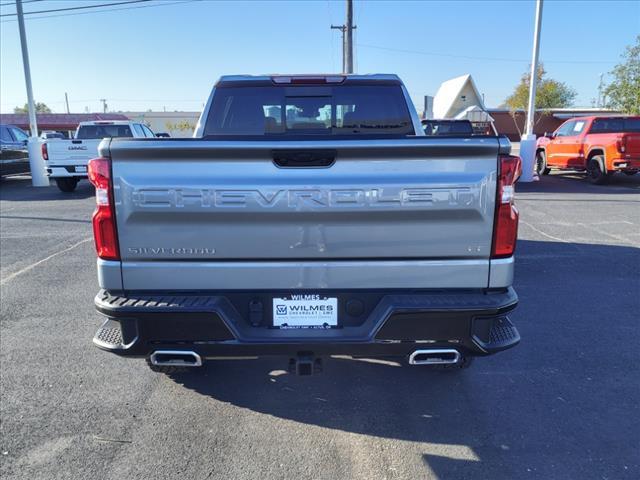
[{"left": 1, "top": 172, "right": 639, "bottom": 480}]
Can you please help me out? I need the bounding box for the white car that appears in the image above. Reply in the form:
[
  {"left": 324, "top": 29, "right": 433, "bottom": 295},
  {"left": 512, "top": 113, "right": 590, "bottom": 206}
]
[{"left": 42, "top": 121, "right": 156, "bottom": 192}]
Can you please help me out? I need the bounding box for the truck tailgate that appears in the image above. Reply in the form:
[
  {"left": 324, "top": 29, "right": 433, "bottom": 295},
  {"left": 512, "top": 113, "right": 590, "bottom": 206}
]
[
  {"left": 47, "top": 139, "right": 99, "bottom": 165},
  {"left": 623, "top": 133, "right": 640, "bottom": 156},
  {"left": 107, "top": 138, "right": 500, "bottom": 289}
]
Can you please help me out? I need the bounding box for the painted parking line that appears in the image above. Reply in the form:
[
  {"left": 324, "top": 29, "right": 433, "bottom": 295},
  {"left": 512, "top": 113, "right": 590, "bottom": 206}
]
[{"left": 0, "top": 238, "right": 92, "bottom": 286}]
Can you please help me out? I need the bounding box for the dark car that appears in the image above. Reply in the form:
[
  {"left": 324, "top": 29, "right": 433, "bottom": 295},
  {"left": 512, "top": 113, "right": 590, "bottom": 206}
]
[
  {"left": 422, "top": 119, "right": 474, "bottom": 136},
  {"left": 0, "top": 124, "right": 30, "bottom": 177}
]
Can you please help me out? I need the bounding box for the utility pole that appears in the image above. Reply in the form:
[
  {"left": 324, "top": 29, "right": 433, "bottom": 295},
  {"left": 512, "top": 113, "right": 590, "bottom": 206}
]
[
  {"left": 16, "top": 0, "right": 48, "bottom": 187},
  {"left": 596, "top": 73, "right": 604, "bottom": 107},
  {"left": 100, "top": 99, "right": 108, "bottom": 113},
  {"left": 519, "top": 0, "right": 544, "bottom": 183},
  {"left": 331, "top": 0, "right": 356, "bottom": 74},
  {"left": 65, "top": 92, "right": 70, "bottom": 114},
  {"left": 345, "top": 0, "right": 354, "bottom": 74}
]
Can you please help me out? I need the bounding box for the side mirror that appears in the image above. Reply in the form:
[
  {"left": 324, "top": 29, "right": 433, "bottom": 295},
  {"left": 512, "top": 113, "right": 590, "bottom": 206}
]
[
  {"left": 156, "top": 132, "right": 170, "bottom": 138},
  {"left": 544, "top": 132, "right": 555, "bottom": 139}
]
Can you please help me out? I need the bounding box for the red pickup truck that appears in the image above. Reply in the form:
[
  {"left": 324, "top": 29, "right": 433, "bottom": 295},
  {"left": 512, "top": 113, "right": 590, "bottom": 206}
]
[{"left": 536, "top": 116, "right": 640, "bottom": 184}]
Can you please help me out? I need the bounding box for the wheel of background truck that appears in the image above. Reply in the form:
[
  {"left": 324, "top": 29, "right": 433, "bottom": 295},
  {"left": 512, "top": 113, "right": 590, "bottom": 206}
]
[
  {"left": 623, "top": 171, "right": 637, "bottom": 176},
  {"left": 586, "top": 156, "right": 610, "bottom": 185},
  {"left": 55, "top": 177, "right": 79, "bottom": 192},
  {"left": 535, "top": 150, "right": 550, "bottom": 175},
  {"left": 415, "top": 355, "right": 475, "bottom": 371},
  {"left": 145, "top": 357, "right": 187, "bottom": 375}
]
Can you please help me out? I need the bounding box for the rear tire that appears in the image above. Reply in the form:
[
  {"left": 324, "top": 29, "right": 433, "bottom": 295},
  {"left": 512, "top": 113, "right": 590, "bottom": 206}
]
[
  {"left": 586, "top": 156, "right": 610, "bottom": 185},
  {"left": 55, "top": 177, "right": 79, "bottom": 192},
  {"left": 535, "top": 150, "right": 550, "bottom": 175}
]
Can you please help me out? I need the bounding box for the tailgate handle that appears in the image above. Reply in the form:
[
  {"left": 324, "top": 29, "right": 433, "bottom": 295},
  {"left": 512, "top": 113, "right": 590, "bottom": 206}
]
[
  {"left": 71, "top": 140, "right": 83, "bottom": 144},
  {"left": 272, "top": 149, "right": 336, "bottom": 168}
]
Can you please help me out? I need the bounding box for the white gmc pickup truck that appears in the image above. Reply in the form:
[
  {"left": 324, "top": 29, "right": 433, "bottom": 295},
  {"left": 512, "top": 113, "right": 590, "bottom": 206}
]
[
  {"left": 42, "top": 120, "right": 156, "bottom": 192},
  {"left": 89, "top": 74, "right": 521, "bottom": 376}
]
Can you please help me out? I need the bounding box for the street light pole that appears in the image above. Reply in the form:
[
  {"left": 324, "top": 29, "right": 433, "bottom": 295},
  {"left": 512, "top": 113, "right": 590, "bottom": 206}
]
[
  {"left": 524, "top": 0, "right": 543, "bottom": 136},
  {"left": 16, "top": 0, "right": 48, "bottom": 187},
  {"left": 519, "top": 0, "right": 544, "bottom": 182}
]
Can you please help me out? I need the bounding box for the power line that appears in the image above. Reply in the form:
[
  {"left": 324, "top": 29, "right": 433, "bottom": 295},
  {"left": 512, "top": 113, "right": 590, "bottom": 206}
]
[
  {"left": 326, "top": 0, "right": 335, "bottom": 72},
  {"left": 1, "top": 98, "right": 203, "bottom": 105},
  {"left": 1, "top": 0, "right": 198, "bottom": 22},
  {"left": 357, "top": 43, "right": 617, "bottom": 65},
  {"left": 0, "top": 0, "right": 44, "bottom": 7},
  {"left": 0, "top": 0, "right": 151, "bottom": 17}
]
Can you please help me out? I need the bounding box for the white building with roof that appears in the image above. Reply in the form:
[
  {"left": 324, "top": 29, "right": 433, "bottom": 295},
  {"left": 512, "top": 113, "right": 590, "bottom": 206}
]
[
  {"left": 426, "top": 74, "right": 495, "bottom": 131},
  {"left": 429, "top": 74, "right": 493, "bottom": 124}
]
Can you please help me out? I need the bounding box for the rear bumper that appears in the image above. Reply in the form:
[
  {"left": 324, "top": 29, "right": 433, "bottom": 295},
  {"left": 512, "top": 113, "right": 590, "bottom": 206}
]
[
  {"left": 93, "top": 287, "right": 520, "bottom": 359},
  {"left": 611, "top": 158, "right": 640, "bottom": 170},
  {"left": 47, "top": 165, "right": 87, "bottom": 178}
]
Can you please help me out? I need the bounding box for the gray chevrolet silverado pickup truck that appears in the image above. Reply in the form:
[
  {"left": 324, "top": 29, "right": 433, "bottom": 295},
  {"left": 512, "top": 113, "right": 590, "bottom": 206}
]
[{"left": 90, "top": 74, "right": 521, "bottom": 375}]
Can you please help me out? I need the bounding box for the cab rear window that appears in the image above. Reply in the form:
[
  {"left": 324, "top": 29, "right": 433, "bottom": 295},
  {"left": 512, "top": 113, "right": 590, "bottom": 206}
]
[
  {"left": 76, "top": 125, "right": 134, "bottom": 139},
  {"left": 203, "top": 85, "right": 414, "bottom": 137},
  {"left": 589, "top": 118, "right": 640, "bottom": 133}
]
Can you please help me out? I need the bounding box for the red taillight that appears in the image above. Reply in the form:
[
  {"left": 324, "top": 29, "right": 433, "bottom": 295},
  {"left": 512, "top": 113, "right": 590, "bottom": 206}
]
[
  {"left": 41, "top": 143, "right": 48, "bottom": 161},
  {"left": 617, "top": 135, "right": 627, "bottom": 153},
  {"left": 87, "top": 157, "right": 119, "bottom": 260},
  {"left": 491, "top": 154, "right": 521, "bottom": 259}
]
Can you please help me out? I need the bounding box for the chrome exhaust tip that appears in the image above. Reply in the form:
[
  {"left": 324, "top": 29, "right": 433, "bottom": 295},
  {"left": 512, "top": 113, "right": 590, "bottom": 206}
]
[
  {"left": 408, "top": 349, "right": 461, "bottom": 365},
  {"left": 149, "top": 350, "right": 202, "bottom": 367}
]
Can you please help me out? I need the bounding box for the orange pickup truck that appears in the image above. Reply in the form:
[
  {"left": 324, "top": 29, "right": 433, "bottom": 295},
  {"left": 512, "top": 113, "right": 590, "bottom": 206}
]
[{"left": 536, "top": 116, "right": 640, "bottom": 184}]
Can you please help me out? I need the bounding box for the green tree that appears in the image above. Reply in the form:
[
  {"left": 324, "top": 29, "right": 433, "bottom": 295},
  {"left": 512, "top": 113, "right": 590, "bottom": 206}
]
[
  {"left": 13, "top": 102, "right": 52, "bottom": 114},
  {"left": 505, "top": 65, "right": 577, "bottom": 110},
  {"left": 604, "top": 35, "right": 640, "bottom": 114}
]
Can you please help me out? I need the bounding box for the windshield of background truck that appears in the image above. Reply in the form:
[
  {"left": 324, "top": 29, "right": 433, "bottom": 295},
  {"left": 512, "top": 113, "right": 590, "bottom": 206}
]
[
  {"left": 203, "top": 85, "right": 414, "bottom": 137},
  {"left": 76, "top": 125, "right": 134, "bottom": 139}
]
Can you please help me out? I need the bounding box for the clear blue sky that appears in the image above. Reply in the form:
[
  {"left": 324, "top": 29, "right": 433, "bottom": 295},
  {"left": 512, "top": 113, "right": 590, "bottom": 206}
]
[{"left": 1, "top": 0, "right": 638, "bottom": 114}]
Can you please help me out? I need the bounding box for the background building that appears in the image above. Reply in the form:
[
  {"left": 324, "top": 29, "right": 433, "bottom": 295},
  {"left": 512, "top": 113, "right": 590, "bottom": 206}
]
[
  {"left": 427, "top": 74, "right": 495, "bottom": 133},
  {"left": 488, "top": 108, "right": 623, "bottom": 141},
  {"left": 0, "top": 113, "right": 129, "bottom": 137},
  {"left": 432, "top": 74, "right": 486, "bottom": 119},
  {"left": 0, "top": 111, "right": 202, "bottom": 138},
  {"left": 122, "top": 111, "right": 200, "bottom": 138},
  {"left": 423, "top": 74, "right": 622, "bottom": 140}
]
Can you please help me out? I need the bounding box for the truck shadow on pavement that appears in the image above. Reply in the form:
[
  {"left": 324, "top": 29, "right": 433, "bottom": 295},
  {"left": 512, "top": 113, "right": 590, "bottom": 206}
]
[{"left": 162, "top": 239, "right": 640, "bottom": 479}]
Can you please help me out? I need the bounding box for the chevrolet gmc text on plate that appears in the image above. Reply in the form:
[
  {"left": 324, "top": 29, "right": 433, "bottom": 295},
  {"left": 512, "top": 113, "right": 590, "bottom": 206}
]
[{"left": 90, "top": 74, "right": 521, "bottom": 375}]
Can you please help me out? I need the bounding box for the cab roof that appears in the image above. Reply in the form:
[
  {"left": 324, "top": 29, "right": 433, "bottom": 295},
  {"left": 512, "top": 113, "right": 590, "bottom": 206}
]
[
  {"left": 215, "top": 74, "right": 403, "bottom": 87},
  {"left": 78, "top": 120, "right": 134, "bottom": 126}
]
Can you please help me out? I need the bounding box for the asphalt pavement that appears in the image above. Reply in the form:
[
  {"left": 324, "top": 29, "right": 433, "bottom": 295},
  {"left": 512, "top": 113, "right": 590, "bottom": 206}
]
[{"left": 1, "top": 171, "right": 639, "bottom": 480}]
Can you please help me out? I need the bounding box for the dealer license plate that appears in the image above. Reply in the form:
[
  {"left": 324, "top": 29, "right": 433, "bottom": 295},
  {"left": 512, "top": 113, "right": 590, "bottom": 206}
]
[{"left": 272, "top": 295, "right": 338, "bottom": 329}]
